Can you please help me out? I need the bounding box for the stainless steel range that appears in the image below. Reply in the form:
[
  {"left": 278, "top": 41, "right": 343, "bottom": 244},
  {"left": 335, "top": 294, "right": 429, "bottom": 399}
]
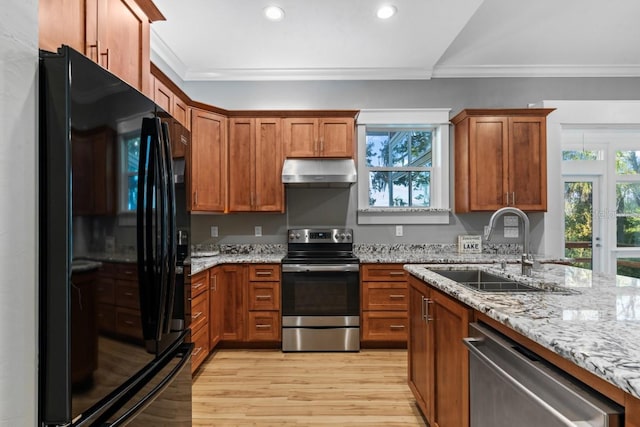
[{"left": 281, "top": 228, "right": 360, "bottom": 352}]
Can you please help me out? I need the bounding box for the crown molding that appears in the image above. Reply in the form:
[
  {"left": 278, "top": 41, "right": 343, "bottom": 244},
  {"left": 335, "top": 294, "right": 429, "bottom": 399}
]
[
  {"left": 432, "top": 64, "right": 640, "bottom": 78},
  {"left": 150, "top": 28, "right": 188, "bottom": 79},
  {"left": 182, "top": 67, "right": 434, "bottom": 81}
]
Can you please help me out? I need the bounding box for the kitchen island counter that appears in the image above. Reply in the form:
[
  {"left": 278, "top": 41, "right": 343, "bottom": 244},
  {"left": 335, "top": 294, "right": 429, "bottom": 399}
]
[{"left": 405, "top": 263, "right": 640, "bottom": 401}]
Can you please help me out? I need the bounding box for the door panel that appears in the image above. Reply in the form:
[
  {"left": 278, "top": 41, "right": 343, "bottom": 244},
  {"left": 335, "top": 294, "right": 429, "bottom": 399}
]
[{"left": 469, "top": 117, "right": 508, "bottom": 210}]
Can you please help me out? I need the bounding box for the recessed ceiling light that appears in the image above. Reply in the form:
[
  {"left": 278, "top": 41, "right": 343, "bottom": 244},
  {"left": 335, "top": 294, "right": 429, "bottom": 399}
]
[
  {"left": 264, "top": 5, "right": 285, "bottom": 21},
  {"left": 377, "top": 5, "right": 397, "bottom": 19}
]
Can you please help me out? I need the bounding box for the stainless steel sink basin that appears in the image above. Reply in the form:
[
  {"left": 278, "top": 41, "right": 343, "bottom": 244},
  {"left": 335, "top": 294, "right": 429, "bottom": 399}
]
[{"left": 431, "top": 269, "right": 545, "bottom": 293}]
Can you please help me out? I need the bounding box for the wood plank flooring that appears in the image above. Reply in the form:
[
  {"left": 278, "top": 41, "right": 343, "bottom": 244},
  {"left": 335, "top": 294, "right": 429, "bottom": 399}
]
[{"left": 192, "top": 349, "right": 427, "bottom": 426}]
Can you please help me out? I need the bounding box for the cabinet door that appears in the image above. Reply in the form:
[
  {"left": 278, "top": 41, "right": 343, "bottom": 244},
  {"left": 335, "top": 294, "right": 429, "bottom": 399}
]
[
  {"left": 431, "top": 289, "right": 471, "bottom": 427},
  {"left": 39, "top": 0, "right": 86, "bottom": 53},
  {"left": 319, "top": 118, "right": 354, "bottom": 158},
  {"left": 91, "top": 0, "right": 151, "bottom": 93},
  {"left": 408, "top": 277, "right": 433, "bottom": 419},
  {"left": 468, "top": 116, "right": 509, "bottom": 211},
  {"left": 228, "top": 118, "right": 255, "bottom": 211},
  {"left": 190, "top": 109, "right": 226, "bottom": 212},
  {"left": 254, "top": 118, "right": 284, "bottom": 211},
  {"left": 173, "top": 96, "right": 190, "bottom": 130},
  {"left": 283, "top": 118, "right": 318, "bottom": 157},
  {"left": 508, "top": 116, "right": 547, "bottom": 210},
  {"left": 153, "top": 76, "right": 173, "bottom": 114},
  {"left": 220, "top": 265, "right": 246, "bottom": 341},
  {"left": 209, "top": 267, "right": 222, "bottom": 349}
]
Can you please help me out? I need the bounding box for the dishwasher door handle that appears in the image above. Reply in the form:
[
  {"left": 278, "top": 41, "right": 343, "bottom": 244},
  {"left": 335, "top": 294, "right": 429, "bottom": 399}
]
[{"left": 463, "top": 337, "right": 576, "bottom": 427}]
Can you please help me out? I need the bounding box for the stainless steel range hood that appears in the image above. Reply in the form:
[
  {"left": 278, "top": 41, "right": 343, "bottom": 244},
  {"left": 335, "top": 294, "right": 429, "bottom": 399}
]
[{"left": 282, "top": 158, "right": 357, "bottom": 187}]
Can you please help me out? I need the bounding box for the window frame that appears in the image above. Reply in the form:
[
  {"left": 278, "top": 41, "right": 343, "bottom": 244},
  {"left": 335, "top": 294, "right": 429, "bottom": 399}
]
[{"left": 356, "top": 109, "right": 451, "bottom": 225}]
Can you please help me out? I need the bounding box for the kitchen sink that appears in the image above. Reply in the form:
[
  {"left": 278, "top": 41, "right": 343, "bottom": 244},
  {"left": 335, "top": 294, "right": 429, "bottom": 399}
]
[{"left": 431, "top": 269, "right": 545, "bottom": 293}]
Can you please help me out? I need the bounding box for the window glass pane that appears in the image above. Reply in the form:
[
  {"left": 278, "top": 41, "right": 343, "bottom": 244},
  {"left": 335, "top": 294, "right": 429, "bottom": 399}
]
[
  {"left": 366, "top": 130, "right": 432, "bottom": 167},
  {"left": 127, "top": 174, "right": 138, "bottom": 211},
  {"left": 616, "top": 150, "right": 640, "bottom": 174},
  {"left": 368, "top": 171, "right": 431, "bottom": 207},
  {"left": 127, "top": 136, "right": 140, "bottom": 173},
  {"left": 617, "top": 258, "right": 640, "bottom": 279},
  {"left": 562, "top": 150, "right": 599, "bottom": 161}
]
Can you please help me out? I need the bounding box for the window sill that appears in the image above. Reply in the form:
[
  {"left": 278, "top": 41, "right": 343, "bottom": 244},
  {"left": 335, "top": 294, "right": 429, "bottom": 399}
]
[{"left": 357, "top": 208, "right": 451, "bottom": 225}]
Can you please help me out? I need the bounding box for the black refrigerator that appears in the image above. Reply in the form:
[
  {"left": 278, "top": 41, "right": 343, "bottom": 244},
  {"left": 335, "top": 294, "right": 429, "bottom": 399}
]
[{"left": 39, "top": 46, "right": 192, "bottom": 426}]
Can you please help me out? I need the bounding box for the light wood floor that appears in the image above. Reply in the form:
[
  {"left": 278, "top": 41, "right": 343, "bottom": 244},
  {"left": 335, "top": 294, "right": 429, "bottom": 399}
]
[{"left": 192, "top": 349, "right": 427, "bottom": 426}]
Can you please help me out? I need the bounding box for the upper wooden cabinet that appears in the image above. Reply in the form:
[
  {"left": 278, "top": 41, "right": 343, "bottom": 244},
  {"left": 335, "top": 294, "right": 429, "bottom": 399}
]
[
  {"left": 72, "top": 126, "right": 116, "bottom": 215},
  {"left": 452, "top": 109, "right": 554, "bottom": 213},
  {"left": 151, "top": 66, "right": 192, "bottom": 130},
  {"left": 228, "top": 118, "right": 284, "bottom": 212},
  {"left": 283, "top": 117, "right": 355, "bottom": 158},
  {"left": 189, "top": 108, "right": 227, "bottom": 212},
  {"left": 39, "top": 0, "right": 165, "bottom": 95}
]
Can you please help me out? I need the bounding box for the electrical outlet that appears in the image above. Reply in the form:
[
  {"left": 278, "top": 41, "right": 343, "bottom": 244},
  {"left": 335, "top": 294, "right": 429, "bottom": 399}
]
[
  {"left": 395, "top": 225, "right": 403, "bottom": 237},
  {"left": 255, "top": 226, "right": 262, "bottom": 237},
  {"left": 210, "top": 226, "right": 218, "bottom": 237},
  {"left": 504, "top": 227, "right": 519, "bottom": 238}
]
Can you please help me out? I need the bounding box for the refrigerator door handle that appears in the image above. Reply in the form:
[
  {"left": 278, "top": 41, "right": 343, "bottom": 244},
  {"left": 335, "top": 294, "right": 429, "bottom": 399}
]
[{"left": 160, "top": 120, "right": 177, "bottom": 334}]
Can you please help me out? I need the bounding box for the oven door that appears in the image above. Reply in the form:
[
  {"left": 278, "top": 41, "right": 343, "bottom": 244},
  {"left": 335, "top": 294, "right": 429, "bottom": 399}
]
[{"left": 281, "top": 263, "right": 360, "bottom": 319}]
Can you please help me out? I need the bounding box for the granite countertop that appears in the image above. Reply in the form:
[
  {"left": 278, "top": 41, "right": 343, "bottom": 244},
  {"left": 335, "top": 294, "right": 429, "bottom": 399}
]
[
  {"left": 405, "top": 263, "right": 640, "bottom": 400},
  {"left": 71, "top": 259, "right": 103, "bottom": 273},
  {"left": 190, "top": 253, "right": 286, "bottom": 274}
]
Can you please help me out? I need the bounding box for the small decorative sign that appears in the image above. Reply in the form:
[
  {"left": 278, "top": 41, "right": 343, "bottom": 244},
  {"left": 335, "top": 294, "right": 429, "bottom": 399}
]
[{"left": 458, "top": 235, "right": 482, "bottom": 254}]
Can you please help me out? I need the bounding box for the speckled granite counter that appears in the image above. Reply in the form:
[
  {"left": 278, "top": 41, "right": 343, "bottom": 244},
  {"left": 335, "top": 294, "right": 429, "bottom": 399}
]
[
  {"left": 405, "top": 263, "right": 640, "bottom": 400},
  {"left": 190, "top": 253, "right": 285, "bottom": 275}
]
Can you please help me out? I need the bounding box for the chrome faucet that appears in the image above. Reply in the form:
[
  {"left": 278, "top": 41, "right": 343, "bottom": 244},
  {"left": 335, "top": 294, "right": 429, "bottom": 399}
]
[{"left": 484, "top": 207, "right": 534, "bottom": 276}]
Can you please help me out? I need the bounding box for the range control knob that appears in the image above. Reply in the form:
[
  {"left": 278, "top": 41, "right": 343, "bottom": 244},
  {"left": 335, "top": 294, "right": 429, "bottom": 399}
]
[
  {"left": 344, "top": 233, "right": 352, "bottom": 241},
  {"left": 296, "top": 233, "right": 301, "bottom": 239},
  {"left": 339, "top": 233, "right": 346, "bottom": 240},
  {"left": 289, "top": 233, "right": 296, "bottom": 240}
]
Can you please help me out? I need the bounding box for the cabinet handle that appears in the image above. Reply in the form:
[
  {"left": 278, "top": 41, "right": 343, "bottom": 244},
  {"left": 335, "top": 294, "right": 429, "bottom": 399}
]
[
  {"left": 124, "top": 270, "right": 134, "bottom": 275},
  {"left": 390, "top": 325, "right": 405, "bottom": 329},
  {"left": 88, "top": 41, "right": 100, "bottom": 63},
  {"left": 192, "top": 311, "right": 203, "bottom": 320},
  {"left": 124, "top": 320, "right": 134, "bottom": 326},
  {"left": 389, "top": 271, "right": 405, "bottom": 276},
  {"left": 421, "top": 296, "right": 426, "bottom": 320},
  {"left": 251, "top": 191, "right": 255, "bottom": 208},
  {"left": 389, "top": 294, "right": 405, "bottom": 299},
  {"left": 192, "top": 347, "right": 202, "bottom": 356},
  {"left": 193, "top": 281, "right": 205, "bottom": 290},
  {"left": 314, "top": 139, "right": 319, "bottom": 155},
  {"left": 425, "top": 299, "right": 433, "bottom": 323},
  {"left": 512, "top": 192, "right": 516, "bottom": 205},
  {"left": 194, "top": 191, "right": 198, "bottom": 206},
  {"left": 210, "top": 275, "right": 217, "bottom": 291},
  {"left": 100, "top": 48, "right": 110, "bottom": 69},
  {"left": 255, "top": 295, "right": 271, "bottom": 300},
  {"left": 255, "top": 324, "right": 272, "bottom": 329},
  {"left": 255, "top": 271, "right": 272, "bottom": 276},
  {"left": 123, "top": 291, "right": 134, "bottom": 297},
  {"left": 320, "top": 137, "right": 324, "bottom": 154}
]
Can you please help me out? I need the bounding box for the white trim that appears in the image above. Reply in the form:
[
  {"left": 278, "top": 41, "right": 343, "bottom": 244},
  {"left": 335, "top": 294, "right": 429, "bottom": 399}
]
[
  {"left": 182, "top": 67, "right": 434, "bottom": 81},
  {"left": 150, "top": 28, "right": 189, "bottom": 79},
  {"left": 433, "top": 64, "right": 640, "bottom": 79},
  {"left": 357, "top": 109, "right": 451, "bottom": 125}
]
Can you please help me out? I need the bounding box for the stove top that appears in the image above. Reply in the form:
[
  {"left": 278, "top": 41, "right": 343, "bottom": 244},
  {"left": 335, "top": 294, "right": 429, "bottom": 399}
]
[{"left": 284, "top": 228, "right": 357, "bottom": 264}]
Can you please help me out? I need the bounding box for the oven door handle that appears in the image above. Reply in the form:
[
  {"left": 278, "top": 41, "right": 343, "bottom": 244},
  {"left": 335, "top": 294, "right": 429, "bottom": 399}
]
[{"left": 282, "top": 264, "right": 360, "bottom": 273}]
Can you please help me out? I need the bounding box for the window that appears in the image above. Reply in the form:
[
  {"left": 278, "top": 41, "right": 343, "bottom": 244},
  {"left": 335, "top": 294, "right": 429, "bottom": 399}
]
[
  {"left": 366, "top": 128, "right": 433, "bottom": 207},
  {"left": 123, "top": 132, "right": 141, "bottom": 211},
  {"left": 356, "top": 109, "right": 450, "bottom": 224}
]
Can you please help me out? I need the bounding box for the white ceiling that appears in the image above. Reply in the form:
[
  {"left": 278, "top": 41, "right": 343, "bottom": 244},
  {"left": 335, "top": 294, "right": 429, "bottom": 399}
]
[{"left": 151, "top": 0, "right": 640, "bottom": 81}]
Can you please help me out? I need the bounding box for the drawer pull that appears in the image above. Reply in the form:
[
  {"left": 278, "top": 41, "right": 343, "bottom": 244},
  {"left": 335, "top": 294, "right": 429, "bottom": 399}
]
[
  {"left": 255, "top": 271, "right": 272, "bottom": 276},
  {"left": 192, "top": 311, "right": 203, "bottom": 320},
  {"left": 390, "top": 325, "right": 405, "bottom": 329},
  {"left": 192, "top": 347, "right": 202, "bottom": 356},
  {"left": 124, "top": 320, "right": 135, "bottom": 326},
  {"left": 255, "top": 324, "right": 272, "bottom": 329},
  {"left": 389, "top": 294, "right": 405, "bottom": 299},
  {"left": 123, "top": 292, "right": 134, "bottom": 297},
  {"left": 193, "top": 281, "right": 205, "bottom": 290},
  {"left": 389, "top": 271, "right": 405, "bottom": 276},
  {"left": 123, "top": 270, "right": 134, "bottom": 275},
  {"left": 255, "top": 295, "right": 272, "bottom": 300}
]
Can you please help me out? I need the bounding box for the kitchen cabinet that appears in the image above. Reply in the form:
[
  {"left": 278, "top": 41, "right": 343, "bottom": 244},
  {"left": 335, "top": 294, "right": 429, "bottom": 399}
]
[
  {"left": 220, "top": 264, "right": 246, "bottom": 342},
  {"left": 39, "top": 0, "right": 164, "bottom": 95},
  {"left": 72, "top": 126, "right": 116, "bottom": 216},
  {"left": 228, "top": 118, "right": 284, "bottom": 212},
  {"left": 151, "top": 66, "right": 192, "bottom": 131},
  {"left": 361, "top": 264, "right": 408, "bottom": 345},
  {"left": 190, "top": 269, "right": 210, "bottom": 374},
  {"left": 246, "top": 264, "right": 281, "bottom": 342},
  {"left": 189, "top": 108, "right": 227, "bottom": 212},
  {"left": 283, "top": 117, "right": 355, "bottom": 158},
  {"left": 452, "top": 109, "right": 555, "bottom": 212},
  {"left": 96, "top": 262, "right": 143, "bottom": 342},
  {"left": 408, "top": 274, "right": 471, "bottom": 427},
  {"left": 208, "top": 266, "right": 222, "bottom": 349}
]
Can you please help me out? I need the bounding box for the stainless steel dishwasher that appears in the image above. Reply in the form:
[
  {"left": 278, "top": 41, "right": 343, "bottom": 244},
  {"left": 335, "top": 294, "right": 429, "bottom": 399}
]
[{"left": 464, "top": 323, "right": 624, "bottom": 427}]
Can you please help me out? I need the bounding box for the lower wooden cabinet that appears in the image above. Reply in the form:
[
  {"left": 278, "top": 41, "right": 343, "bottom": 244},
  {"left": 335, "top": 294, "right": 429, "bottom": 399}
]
[
  {"left": 361, "top": 264, "right": 408, "bottom": 344},
  {"left": 189, "top": 269, "right": 210, "bottom": 374},
  {"left": 96, "top": 261, "right": 142, "bottom": 342},
  {"left": 209, "top": 266, "right": 222, "bottom": 349},
  {"left": 408, "top": 274, "right": 471, "bottom": 427}
]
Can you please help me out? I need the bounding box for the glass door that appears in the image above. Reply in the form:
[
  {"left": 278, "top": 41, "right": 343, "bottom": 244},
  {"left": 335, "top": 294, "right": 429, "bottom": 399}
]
[{"left": 563, "top": 176, "right": 602, "bottom": 271}]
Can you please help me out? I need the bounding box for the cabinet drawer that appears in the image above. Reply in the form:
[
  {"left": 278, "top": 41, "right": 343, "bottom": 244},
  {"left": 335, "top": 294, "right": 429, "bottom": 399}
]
[
  {"left": 191, "top": 322, "right": 210, "bottom": 374},
  {"left": 247, "top": 311, "right": 280, "bottom": 341},
  {"left": 191, "top": 270, "right": 209, "bottom": 297},
  {"left": 98, "top": 262, "right": 118, "bottom": 278},
  {"left": 191, "top": 289, "right": 209, "bottom": 333},
  {"left": 362, "top": 311, "right": 408, "bottom": 342},
  {"left": 362, "top": 282, "right": 408, "bottom": 311},
  {"left": 96, "top": 277, "right": 115, "bottom": 304},
  {"left": 97, "top": 303, "right": 116, "bottom": 332},
  {"left": 115, "top": 263, "right": 137, "bottom": 280},
  {"left": 115, "top": 281, "right": 139, "bottom": 309},
  {"left": 115, "top": 307, "right": 142, "bottom": 339},
  {"left": 361, "top": 264, "right": 407, "bottom": 281},
  {"left": 248, "top": 281, "right": 280, "bottom": 311},
  {"left": 249, "top": 264, "right": 281, "bottom": 281}
]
